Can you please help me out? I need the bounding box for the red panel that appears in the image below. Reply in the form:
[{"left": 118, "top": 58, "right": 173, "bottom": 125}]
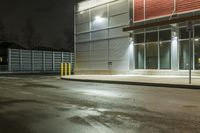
[
  {"left": 145, "top": 0, "right": 174, "bottom": 19},
  {"left": 177, "top": 0, "right": 200, "bottom": 13},
  {"left": 134, "top": 0, "right": 200, "bottom": 22},
  {"left": 134, "top": 0, "right": 144, "bottom": 21}
]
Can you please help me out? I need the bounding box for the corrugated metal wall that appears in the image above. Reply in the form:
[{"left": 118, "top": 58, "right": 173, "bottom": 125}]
[
  {"left": 75, "top": 0, "right": 130, "bottom": 71},
  {"left": 9, "top": 49, "right": 74, "bottom": 73}
]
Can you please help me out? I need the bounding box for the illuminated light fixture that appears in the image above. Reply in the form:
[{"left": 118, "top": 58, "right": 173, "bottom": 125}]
[
  {"left": 195, "top": 38, "right": 199, "bottom": 42},
  {"left": 95, "top": 16, "right": 104, "bottom": 23}
]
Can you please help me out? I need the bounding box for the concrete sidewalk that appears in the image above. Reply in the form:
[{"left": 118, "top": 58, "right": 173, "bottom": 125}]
[{"left": 62, "top": 75, "right": 200, "bottom": 89}]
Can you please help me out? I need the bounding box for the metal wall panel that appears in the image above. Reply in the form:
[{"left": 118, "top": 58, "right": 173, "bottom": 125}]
[
  {"left": 10, "top": 49, "right": 20, "bottom": 71},
  {"left": 109, "top": 13, "right": 129, "bottom": 27},
  {"left": 91, "top": 40, "right": 108, "bottom": 51},
  {"left": 21, "top": 50, "right": 32, "bottom": 71},
  {"left": 91, "top": 50, "right": 108, "bottom": 61},
  {"left": 75, "top": 0, "right": 130, "bottom": 72},
  {"left": 34, "top": 51, "right": 43, "bottom": 71},
  {"left": 91, "top": 5, "right": 108, "bottom": 30},
  {"left": 109, "top": 60, "right": 129, "bottom": 70},
  {"left": 77, "top": 33, "right": 90, "bottom": 43},
  {"left": 9, "top": 49, "right": 74, "bottom": 72},
  {"left": 76, "top": 43, "right": 90, "bottom": 52},
  {"left": 90, "top": 61, "right": 108, "bottom": 70},
  {"left": 54, "top": 52, "right": 62, "bottom": 71},
  {"left": 109, "top": 27, "right": 129, "bottom": 38},
  {"left": 45, "top": 51, "right": 53, "bottom": 71},
  {"left": 77, "top": 61, "right": 90, "bottom": 70},
  {"left": 109, "top": 37, "right": 129, "bottom": 70},
  {"left": 109, "top": 0, "right": 128, "bottom": 16},
  {"left": 76, "top": 23, "right": 90, "bottom": 33},
  {"left": 91, "top": 30, "right": 108, "bottom": 40},
  {"left": 76, "top": 51, "right": 90, "bottom": 62},
  {"left": 76, "top": 11, "right": 89, "bottom": 24}
]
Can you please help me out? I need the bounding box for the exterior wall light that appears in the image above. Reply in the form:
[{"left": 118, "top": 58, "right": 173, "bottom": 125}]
[{"left": 95, "top": 16, "right": 104, "bottom": 23}]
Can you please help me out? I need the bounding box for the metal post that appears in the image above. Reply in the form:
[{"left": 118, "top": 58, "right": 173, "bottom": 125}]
[
  {"left": 189, "top": 31, "right": 192, "bottom": 84},
  {"left": 64, "top": 63, "right": 67, "bottom": 76}
]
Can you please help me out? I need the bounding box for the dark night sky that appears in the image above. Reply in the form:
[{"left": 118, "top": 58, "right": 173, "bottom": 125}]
[{"left": 0, "top": 0, "right": 78, "bottom": 51}]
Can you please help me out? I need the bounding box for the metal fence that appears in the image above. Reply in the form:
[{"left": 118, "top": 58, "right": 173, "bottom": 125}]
[{"left": 5, "top": 49, "right": 74, "bottom": 73}]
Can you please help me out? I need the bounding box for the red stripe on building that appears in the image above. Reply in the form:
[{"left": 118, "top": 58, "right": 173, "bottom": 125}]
[
  {"left": 176, "top": 0, "right": 200, "bottom": 13},
  {"left": 134, "top": 0, "right": 200, "bottom": 22},
  {"left": 145, "top": 0, "right": 173, "bottom": 19},
  {"left": 134, "top": 0, "right": 144, "bottom": 21}
]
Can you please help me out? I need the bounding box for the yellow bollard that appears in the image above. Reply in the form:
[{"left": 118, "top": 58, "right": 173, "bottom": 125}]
[
  {"left": 60, "top": 63, "right": 63, "bottom": 77},
  {"left": 64, "top": 63, "right": 67, "bottom": 76},
  {"left": 68, "top": 63, "right": 71, "bottom": 76}
]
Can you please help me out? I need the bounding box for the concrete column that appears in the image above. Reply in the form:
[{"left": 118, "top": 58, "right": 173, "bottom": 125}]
[{"left": 171, "top": 24, "right": 179, "bottom": 71}]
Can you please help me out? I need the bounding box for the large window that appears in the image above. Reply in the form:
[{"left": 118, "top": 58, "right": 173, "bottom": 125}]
[
  {"left": 159, "top": 30, "right": 171, "bottom": 41},
  {"left": 135, "top": 33, "right": 144, "bottom": 43},
  {"left": 195, "top": 40, "right": 200, "bottom": 70},
  {"left": 179, "top": 40, "right": 193, "bottom": 70},
  {"left": 135, "top": 44, "right": 144, "bottom": 69},
  {"left": 195, "top": 26, "right": 200, "bottom": 38},
  {"left": 195, "top": 26, "right": 200, "bottom": 70},
  {"left": 146, "top": 43, "right": 158, "bottom": 69},
  {"left": 160, "top": 42, "right": 171, "bottom": 69},
  {"left": 146, "top": 32, "right": 158, "bottom": 42},
  {"left": 179, "top": 27, "right": 189, "bottom": 39}
]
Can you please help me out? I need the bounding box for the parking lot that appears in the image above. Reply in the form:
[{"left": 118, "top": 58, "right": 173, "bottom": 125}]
[{"left": 0, "top": 75, "right": 199, "bottom": 133}]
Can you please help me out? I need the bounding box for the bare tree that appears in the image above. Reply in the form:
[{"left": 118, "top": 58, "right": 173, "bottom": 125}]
[
  {"left": 21, "top": 17, "right": 37, "bottom": 49},
  {"left": 33, "top": 34, "right": 42, "bottom": 48},
  {"left": 0, "top": 20, "right": 6, "bottom": 41}
]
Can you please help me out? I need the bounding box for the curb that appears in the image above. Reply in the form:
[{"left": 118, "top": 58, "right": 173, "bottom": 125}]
[{"left": 61, "top": 78, "right": 200, "bottom": 90}]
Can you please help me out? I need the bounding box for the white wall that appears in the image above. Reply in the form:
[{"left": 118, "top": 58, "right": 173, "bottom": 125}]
[{"left": 75, "top": 0, "right": 130, "bottom": 72}]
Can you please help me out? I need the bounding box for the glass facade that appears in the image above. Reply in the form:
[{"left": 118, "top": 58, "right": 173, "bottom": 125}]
[
  {"left": 134, "top": 22, "right": 200, "bottom": 71},
  {"left": 195, "top": 40, "right": 200, "bottom": 70},
  {"left": 146, "top": 43, "right": 158, "bottom": 69},
  {"left": 160, "top": 42, "right": 171, "bottom": 69},
  {"left": 134, "top": 28, "right": 171, "bottom": 70},
  {"left": 135, "top": 44, "right": 144, "bottom": 69},
  {"left": 195, "top": 26, "right": 200, "bottom": 70},
  {"left": 179, "top": 40, "right": 193, "bottom": 70}
]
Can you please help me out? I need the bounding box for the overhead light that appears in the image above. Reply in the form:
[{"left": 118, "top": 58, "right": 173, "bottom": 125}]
[
  {"left": 95, "top": 16, "right": 104, "bottom": 23},
  {"left": 195, "top": 38, "right": 199, "bottom": 42}
]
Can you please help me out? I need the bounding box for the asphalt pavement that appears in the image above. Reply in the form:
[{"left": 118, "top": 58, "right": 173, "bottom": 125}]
[{"left": 0, "top": 75, "right": 200, "bottom": 133}]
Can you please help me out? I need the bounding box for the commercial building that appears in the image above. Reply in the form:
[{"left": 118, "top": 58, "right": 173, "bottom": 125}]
[{"left": 74, "top": 0, "right": 200, "bottom": 75}]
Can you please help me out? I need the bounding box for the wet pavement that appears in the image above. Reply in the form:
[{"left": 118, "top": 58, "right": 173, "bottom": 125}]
[{"left": 0, "top": 75, "right": 200, "bottom": 133}]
